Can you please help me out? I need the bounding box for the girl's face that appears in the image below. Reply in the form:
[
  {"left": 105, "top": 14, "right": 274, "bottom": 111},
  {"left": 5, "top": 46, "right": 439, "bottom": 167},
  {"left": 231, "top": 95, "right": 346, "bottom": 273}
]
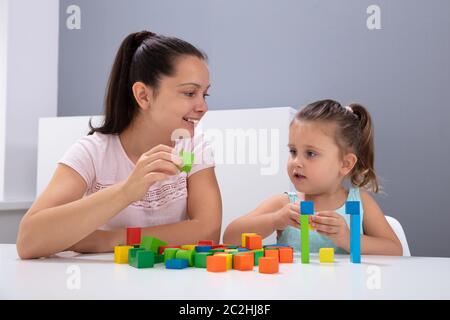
[
  {"left": 287, "top": 120, "right": 351, "bottom": 195},
  {"left": 142, "top": 55, "right": 210, "bottom": 139}
]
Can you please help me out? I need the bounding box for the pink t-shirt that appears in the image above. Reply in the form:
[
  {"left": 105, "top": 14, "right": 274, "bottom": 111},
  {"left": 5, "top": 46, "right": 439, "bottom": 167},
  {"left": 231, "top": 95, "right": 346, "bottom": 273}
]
[{"left": 58, "top": 132, "right": 215, "bottom": 231}]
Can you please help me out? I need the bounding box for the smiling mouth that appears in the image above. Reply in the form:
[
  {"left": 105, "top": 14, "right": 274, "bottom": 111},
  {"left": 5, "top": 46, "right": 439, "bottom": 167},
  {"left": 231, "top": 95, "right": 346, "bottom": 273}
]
[{"left": 183, "top": 117, "right": 200, "bottom": 125}]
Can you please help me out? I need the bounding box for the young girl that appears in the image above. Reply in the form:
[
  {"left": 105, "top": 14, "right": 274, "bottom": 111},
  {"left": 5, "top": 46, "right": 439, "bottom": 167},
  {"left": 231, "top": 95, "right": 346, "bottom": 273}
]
[
  {"left": 17, "top": 31, "right": 222, "bottom": 259},
  {"left": 224, "top": 99, "right": 402, "bottom": 256}
]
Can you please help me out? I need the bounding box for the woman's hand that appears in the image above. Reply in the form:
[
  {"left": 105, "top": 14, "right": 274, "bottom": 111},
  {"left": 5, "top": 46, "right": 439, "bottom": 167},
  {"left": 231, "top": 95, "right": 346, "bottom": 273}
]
[
  {"left": 273, "top": 203, "right": 301, "bottom": 231},
  {"left": 121, "top": 144, "right": 183, "bottom": 203},
  {"left": 311, "top": 211, "right": 350, "bottom": 251}
]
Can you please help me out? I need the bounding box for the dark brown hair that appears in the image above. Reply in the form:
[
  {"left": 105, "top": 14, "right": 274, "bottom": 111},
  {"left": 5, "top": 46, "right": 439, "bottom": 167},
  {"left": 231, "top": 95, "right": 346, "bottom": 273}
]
[
  {"left": 88, "top": 30, "right": 207, "bottom": 135},
  {"left": 293, "top": 99, "right": 380, "bottom": 193}
]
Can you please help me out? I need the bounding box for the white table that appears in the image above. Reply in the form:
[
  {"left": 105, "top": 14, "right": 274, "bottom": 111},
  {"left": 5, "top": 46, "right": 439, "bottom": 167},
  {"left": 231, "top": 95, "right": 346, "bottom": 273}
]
[{"left": 1, "top": 244, "right": 449, "bottom": 300}]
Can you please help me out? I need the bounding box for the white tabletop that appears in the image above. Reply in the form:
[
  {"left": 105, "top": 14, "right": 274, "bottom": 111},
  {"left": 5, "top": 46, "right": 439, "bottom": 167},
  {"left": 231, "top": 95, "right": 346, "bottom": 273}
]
[{"left": 1, "top": 244, "right": 449, "bottom": 300}]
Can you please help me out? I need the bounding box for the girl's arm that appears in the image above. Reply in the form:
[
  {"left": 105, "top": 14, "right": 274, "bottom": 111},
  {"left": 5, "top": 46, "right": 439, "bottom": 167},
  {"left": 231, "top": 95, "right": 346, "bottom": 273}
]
[
  {"left": 223, "top": 194, "right": 297, "bottom": 246},
  {"left": 359, "top": 191, "right": 403, "bottom": 255}
]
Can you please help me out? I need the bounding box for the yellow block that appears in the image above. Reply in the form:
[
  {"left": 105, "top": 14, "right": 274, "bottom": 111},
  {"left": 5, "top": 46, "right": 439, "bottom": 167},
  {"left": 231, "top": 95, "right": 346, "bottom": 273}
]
[
  {"left": 319, "top": 248, "right": 334, "bottom": 263},
  {"left": 181, "top": 244, "right": 197, "bottom": 251},
  {"left": 215, "top": 253, "right": 233, "bottom": 270},
  {"left": 241, "top": 233, "right": 257, "bottom": 248},
  {"left": 114, "top": 245, "right": 133, "bottom": 264}
]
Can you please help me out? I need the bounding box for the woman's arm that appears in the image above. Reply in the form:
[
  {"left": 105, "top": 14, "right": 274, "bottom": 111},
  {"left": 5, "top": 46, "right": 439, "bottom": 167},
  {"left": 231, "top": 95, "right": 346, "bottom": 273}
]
[
  {"left": 72, "top": 167, "right": 223, "bottom": 251},
  {"left": 223, "top": 194, "right": 294, "bottom": 246},
  {"left": 16, "top": 164, "right": 131, "bottom": 259},
  {"left": 359, "top": 191, "right": 403, "bottom": 256}
]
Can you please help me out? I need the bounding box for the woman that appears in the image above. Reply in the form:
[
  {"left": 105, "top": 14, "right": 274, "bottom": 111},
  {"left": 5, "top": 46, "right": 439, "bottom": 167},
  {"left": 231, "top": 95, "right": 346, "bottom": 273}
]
[{"left": 17, "top": 30, "right": 222, "bottom": 259}]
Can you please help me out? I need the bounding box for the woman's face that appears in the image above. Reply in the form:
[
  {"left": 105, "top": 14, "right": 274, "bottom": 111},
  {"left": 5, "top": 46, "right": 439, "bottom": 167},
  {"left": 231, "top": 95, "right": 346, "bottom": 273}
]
[{"left": 146, "top": 55, "right": 210, "bottom": 139}]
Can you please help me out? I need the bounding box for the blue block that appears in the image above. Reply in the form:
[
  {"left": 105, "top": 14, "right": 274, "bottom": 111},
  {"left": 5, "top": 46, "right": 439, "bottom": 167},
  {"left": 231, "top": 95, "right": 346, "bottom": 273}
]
[
  {"left": 300, "top": 201, "right": 314, "bottom": 215},
  {"left": 165, "top": 258, "right": 189, "bottom": 269},
  {"left": 350, "top": 214, "right": 361, "bottom": 263},
  {"left": 195, "top": 245, "right": 212, "bottom": 253},
  {"left": 345, "top": 201, "right": 360, "bottom": 215},
  {"left": 237, "top": 247, "right": 250, "bottom": 252}
]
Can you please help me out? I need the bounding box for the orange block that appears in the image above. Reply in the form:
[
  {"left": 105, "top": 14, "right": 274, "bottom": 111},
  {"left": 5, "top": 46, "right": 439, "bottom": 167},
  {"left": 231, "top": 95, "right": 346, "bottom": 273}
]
[
  {"left": 206, "top": 255, "right": 227, "bottom": 272},
  {"left": 279, "top": 247, "right": 294, "bottom": 263},
  {"left": 246, "top": 235, "right": 262, "bottom": 250},
  {"left": 233, "top": 254, "right": 254, "bottom": 271},
  {"left": 258, "top": 257, "right": 279, "bottom": 274},
  {"left": 264, "top": 249, "right": 279, "bottom": 262}
]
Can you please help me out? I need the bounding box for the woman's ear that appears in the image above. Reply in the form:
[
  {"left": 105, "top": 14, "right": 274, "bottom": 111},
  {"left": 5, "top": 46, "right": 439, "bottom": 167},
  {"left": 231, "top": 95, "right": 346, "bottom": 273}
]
[
  {"left": 340, "top": 152, "right": 358, "bottom": 177},
  {"left": 132, "top": 82, "right": 153, "bottom": 110}
]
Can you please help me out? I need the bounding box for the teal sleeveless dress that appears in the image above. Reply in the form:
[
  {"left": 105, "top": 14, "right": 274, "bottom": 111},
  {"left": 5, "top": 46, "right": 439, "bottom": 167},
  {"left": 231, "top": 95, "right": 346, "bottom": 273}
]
[{"left": 277, "top": 187, "right": 364, "bottom": 254}]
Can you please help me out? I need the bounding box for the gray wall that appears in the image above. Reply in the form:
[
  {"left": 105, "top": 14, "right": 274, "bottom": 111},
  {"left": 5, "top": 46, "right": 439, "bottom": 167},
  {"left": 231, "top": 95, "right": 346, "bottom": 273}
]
[{"left": 58, "top": 0, "right": 450, "bottom": 257}]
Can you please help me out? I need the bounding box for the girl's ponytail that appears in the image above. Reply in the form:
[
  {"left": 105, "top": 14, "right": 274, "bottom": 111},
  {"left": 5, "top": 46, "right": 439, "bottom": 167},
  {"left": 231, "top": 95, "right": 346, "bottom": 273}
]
[{"left": 349, "top": 103, "right": 379, "bottom": 193}]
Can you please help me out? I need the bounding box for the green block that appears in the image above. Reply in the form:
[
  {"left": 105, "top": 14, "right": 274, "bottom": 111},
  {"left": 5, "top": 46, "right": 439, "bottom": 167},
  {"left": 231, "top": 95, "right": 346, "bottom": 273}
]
[
  {"left": 175, "top": 249, "right": 195, "bottom": 267},
  {"left": 141, "top": 236, "right": 167, "bottom": 253},
  {"left": 211, "top": 248, "right": 225, "bottom": 254},
  {"left": 155, "top": 253, "right": 164, "bottom": 264},
  {"left": 225, "top": 245, "right": 238, "bottom": 249},
  {"left": 129, "top": 248, "right": 154, "bottom": 268},
  {"left": 301, "top": 215, "right": 310, "bottom": 264},
  {"left": 194, "top": 252, "right": 213, "bottom": 268},
  {"left": 164, "top": 248, "right": 180, "bottom": 262},
  {"left": 252, "top": 249, "right": 264, "bottom": 266},
  {"left": 179, "top": 150, "right": 195, "bottom": 173}
]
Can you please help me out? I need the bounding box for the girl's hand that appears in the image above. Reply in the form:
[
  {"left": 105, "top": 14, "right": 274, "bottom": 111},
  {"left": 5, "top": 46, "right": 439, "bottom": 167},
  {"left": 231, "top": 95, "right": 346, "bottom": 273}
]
[
  {"left": 310, "top": 211, "right": 350, "bottom": 251},
  {"left": 121, "top": 144, "right": 183, "bottom": 203},
  {"left": 273, "top": 203, "right": 301, "bottom": 231}
]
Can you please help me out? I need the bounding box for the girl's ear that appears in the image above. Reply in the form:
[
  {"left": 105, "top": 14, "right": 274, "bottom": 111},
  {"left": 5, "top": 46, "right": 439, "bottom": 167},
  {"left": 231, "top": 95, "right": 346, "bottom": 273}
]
[
  {"left": 132, "top": 82, "right": 154, "bottom": 110},
  {"left": 340, "top": 152, "right": 358, "bottom": 177}
]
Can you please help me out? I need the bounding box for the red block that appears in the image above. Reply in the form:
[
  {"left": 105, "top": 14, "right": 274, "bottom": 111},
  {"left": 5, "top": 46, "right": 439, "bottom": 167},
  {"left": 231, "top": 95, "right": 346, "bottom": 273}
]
[
  {"left": 158, "top": 245, "right": 181, "bottom": 255},
  {"left": 198, "top": 240, "right": 215, "bottom": 246},
  {"left": 126, "top": 227, "right": 141, "bottom": 246}
]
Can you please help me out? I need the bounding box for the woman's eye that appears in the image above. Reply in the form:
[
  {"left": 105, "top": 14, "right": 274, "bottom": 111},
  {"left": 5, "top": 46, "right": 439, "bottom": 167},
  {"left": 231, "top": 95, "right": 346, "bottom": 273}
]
[
  {"left": 289, "top": 149, "right": 297, "bottom": 156},
  {"left": 184, "top": 92, "right": 195, "bottom": 97},
  {"left": 203, "top": 94, "right": 210, "bottom": 99}
]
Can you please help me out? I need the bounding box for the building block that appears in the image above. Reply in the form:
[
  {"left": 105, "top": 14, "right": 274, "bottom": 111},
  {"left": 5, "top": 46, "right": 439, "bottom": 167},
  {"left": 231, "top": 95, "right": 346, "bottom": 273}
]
[
  {"left": 179, "top": 150, "right": 195, "bottom": 173},
  {"left": 224, "top": 249, "right": 238, "bottom": 254},
  {"left": 211, "top": 245, "right": 227, "bottom": 250},
  {"left": 155, "top": 254, "right": 164, "bottom": 264},
  {"left": 126, "top": 227, "right": 141, "bottom": 246},
  {"left": 211, "top": 248, "right": 225, "bottom": 254},
  {"left": 246, "top": 235, "right": 263, "bottom": 250},
  {"left": 252, "top": 249, "right": 264, "bottom": 266},
  {"left": 128, "top": 248, "right": 155, "bottom": 269},
  {"left": 195, "top": 245, "right": 212, "bottom": 253},
  {"left": 225, "top": 245, "right": 238, "bottom": 249},
  {"left": 166, "top": 258, "right": 189, "bottom": 269},
  {"left": 264, "top": 248, "right": 280, "bottom": 262},
  {"left": 198, "top": 240, "right": 214, "bottom": 246},
  {"left": 300, "top": 201, "right": 314, "bottom": 264},
  {"left": 215, "top": 253, "right": 233, "bottom": 270},
  {"left": 237, "top": 247, "right": 250, "bottom": 252},
  {"left": 319, "top": 248, "right": 334, "bottom": 263},
  {"left": 206, "top": 255, "right": 227, "bottom": 272},
  {"left": 164, "top": 248, "right": 180, "bottom": 262},
  {"left": 346, "top": 201, "right": 361, "bottom": 263},
  {"left": 233, "top": 254, "right": 254, "bottom": 271},
  {"left": 158, "top": 245, "right": 181, "bottom": 255},
  {"left": 114, "top": 245, "right": 133, "bottom": 264},
  {"left": 194, "top": 252, "right": 213, "bottom": 268},
  {"left": 141, "top": 236, "right": 168, "bottom": 254},
  {"left": 258, "top": 257, "right": 279, "bottom": 274},
  {"left": 279, "top": 247, "right": 294, "bottom": 263},
  {"left": 241, "top": 233, "right": 257, "bottom": 247},
  {"left": 175, "top": 249, "right": 195, "bottom": 267},
  {"left": 181, "top": 244, "right": 197, "bottom": 251},
  {"left": 263, "top": 244, "right": 291, "bottom": 248}
]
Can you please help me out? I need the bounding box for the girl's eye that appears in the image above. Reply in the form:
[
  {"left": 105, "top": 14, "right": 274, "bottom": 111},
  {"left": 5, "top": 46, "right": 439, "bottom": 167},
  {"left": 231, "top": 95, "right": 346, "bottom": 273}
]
[
  {"left": 306, "top": 151, "right": 317, "bottom": 158},
  {"left": 289, "top": 149, "right": 297, "bottom": 156}
]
